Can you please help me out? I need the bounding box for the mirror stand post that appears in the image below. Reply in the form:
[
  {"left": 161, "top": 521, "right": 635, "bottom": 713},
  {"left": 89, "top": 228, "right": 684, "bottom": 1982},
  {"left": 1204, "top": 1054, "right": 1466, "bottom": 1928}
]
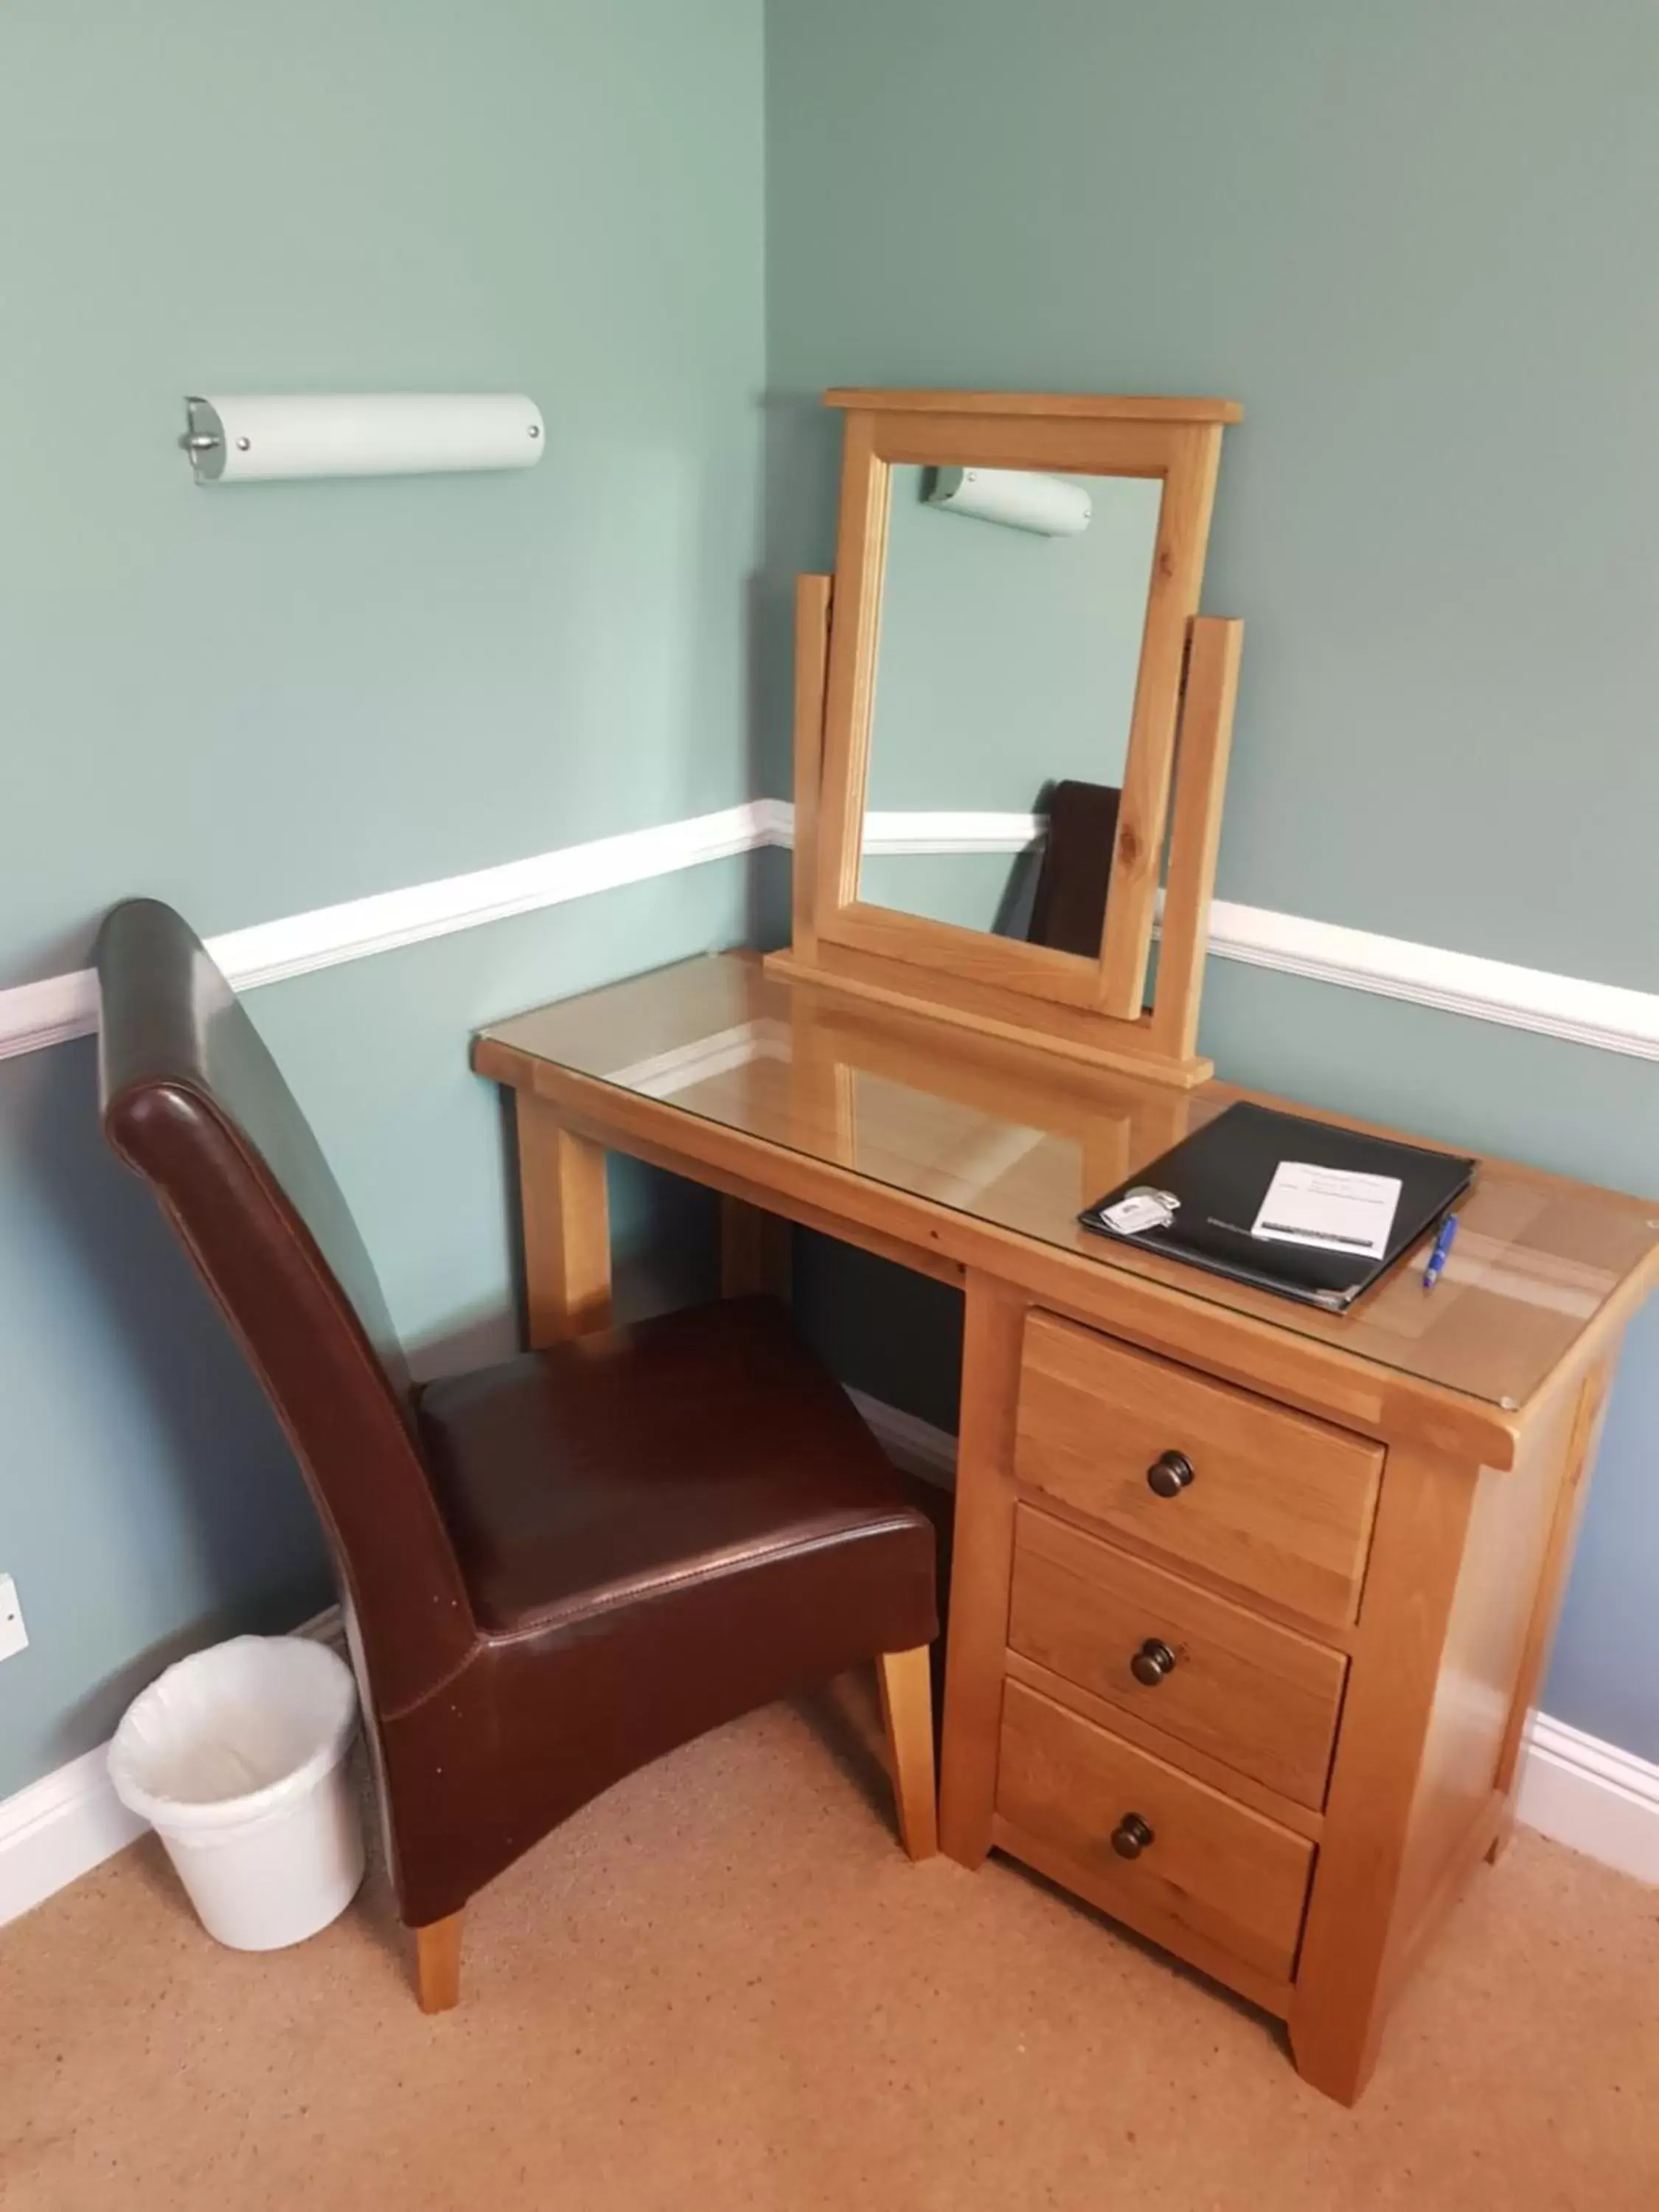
[
  {"left": 787, "top": 573, "right": 833, "bottom": 968},
  {"left": 1148, "top": 617, "right": 1245, "bottom": 1066}
]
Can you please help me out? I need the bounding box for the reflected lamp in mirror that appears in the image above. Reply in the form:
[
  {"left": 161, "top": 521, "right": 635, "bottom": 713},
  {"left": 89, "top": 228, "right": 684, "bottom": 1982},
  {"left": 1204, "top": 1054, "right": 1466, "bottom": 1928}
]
[
  {"left": 926, "top": 466, "right": 1093, "bottom": 536},
  {"left": 769, "top": 390, "right": 1243, "bottom": 1090}
]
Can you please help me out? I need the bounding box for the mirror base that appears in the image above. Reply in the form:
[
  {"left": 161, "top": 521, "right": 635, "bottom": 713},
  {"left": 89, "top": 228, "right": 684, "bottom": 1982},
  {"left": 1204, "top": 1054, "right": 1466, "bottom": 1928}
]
[{"left": 762, "top": 945, "right": 1213, "bottom": 1092}]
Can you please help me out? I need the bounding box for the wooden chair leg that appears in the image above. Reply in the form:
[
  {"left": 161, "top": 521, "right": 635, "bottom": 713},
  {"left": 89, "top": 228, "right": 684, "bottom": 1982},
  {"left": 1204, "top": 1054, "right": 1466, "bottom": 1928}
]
[
  {"left": 413, "top": 1910, "right": 465, "bottom": 2014},
  {"left": 877, "top": 1646, "right": 939, "bottom": 1861}
]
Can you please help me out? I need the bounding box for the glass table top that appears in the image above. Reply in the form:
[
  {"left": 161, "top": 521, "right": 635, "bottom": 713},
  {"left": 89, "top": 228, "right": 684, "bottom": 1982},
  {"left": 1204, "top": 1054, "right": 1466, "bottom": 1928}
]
[{"left": 478, "top": 951, "right": 1659, "bottom": 1413}]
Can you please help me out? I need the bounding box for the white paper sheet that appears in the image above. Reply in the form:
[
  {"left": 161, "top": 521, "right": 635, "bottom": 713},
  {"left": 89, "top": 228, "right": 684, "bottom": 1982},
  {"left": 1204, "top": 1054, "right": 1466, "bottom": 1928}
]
[{"left": 1251, "top": 1161, "right": 1402, "bottom": 1260}]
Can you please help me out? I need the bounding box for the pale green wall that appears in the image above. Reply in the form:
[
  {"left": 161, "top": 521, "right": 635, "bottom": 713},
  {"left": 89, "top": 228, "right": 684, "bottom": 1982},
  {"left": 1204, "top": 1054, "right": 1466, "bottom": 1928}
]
[
  {"left": 0, "top": 0, "right": 764, "bottom": 1800},
  {"left": 765, "top": 1, "right": 1659, "bottom": 990},
  {"left": 0, "top": 0, "right": 763, "bottom": 990},
  {"left": 765, "top": 0, "right": 1659, "bottom": 1760}
]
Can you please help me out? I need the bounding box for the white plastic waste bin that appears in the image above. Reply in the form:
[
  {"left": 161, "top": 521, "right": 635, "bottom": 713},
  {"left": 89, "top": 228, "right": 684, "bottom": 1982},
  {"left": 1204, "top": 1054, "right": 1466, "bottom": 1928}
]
[{"left": 108, "top": 1634, "right": 364, "bottom": 1951}]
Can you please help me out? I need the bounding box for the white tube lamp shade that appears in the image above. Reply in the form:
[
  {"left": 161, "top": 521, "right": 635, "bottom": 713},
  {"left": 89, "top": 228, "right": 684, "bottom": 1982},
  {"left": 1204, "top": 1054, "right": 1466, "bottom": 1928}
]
[
  {"left": 181, "top": 393, "right": 545, "bottom": 484},
  {"left": 925, "top": 465, "right": 1092, "bottom": 537}
]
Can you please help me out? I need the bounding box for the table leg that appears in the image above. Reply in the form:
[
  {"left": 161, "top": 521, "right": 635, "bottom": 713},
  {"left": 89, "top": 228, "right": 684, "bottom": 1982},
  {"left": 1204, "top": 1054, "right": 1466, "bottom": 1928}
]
[
  {"left": 1287, "top": 1442, "right": 1479, "bottom": 2105},
  {"left": 515, "top": 1093, "right": 612, "bottom": 1347},
  {"left": 1486, "top": 1360, "right": 1611, "bottom": 1863},
  {"left": 939, "top": 1272, "right": 1026, "bottom": 1868},
  {"left": 720, "top": 1195, "right": 793, "bottom": 1301}
]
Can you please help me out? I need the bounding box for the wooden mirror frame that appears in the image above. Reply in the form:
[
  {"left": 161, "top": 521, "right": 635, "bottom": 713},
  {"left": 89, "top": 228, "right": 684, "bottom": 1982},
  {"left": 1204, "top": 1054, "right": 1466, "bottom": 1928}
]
[{"left": 768, "top": 389, "right": 1243, "bottom": 1089}]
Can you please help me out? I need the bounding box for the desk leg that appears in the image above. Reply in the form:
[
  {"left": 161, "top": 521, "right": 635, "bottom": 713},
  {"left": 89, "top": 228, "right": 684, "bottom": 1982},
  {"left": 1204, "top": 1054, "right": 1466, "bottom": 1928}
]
[
  {"left": 939, "top": 1272, "right": 1026, "bottom": 1868},
  {"left": 1486, "top": 1360, "right": 1610, "bottom": 1863},
  {"left": 877, "top": 1646, "right": 939, "bottom": 1861},
  {"left": 720, "top": 1196, "right": 793, "bottom": 1301},
  {"left": 515, "top": 1093, "right": 612, "bottom": 1347},
  {"left": 1288, "top": 1443, "right": 1478, "bottom": 2105}
]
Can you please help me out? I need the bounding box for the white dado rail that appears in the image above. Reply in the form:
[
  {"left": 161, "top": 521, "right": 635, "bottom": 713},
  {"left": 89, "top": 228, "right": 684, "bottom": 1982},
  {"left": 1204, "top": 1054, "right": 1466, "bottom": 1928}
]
[{"left": 2, "top": 801, "right": 1657, "bottom": 1065}]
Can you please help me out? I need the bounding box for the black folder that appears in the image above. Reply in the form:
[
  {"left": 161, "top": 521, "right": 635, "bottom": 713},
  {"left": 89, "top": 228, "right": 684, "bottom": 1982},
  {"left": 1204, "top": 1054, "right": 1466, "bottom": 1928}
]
[{"left": 1079, "top": 1102, "right": 1476, "bottom": 1311}]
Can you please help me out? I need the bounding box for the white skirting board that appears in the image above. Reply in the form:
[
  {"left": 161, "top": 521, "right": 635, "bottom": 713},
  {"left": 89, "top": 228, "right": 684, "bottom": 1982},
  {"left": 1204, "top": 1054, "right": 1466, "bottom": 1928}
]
[
  {"left": 0, "top": 1607, "right": 344, "bottom": 1931},
  {"left": 3, "top": 1413, "right": 1656, "bottom": 1935},
  {"left": 0, "top": 1743, "right": 150, "bottom": 1930},
  {"left": 1514, "top": 1711, "right": 1659, "bottom": 1884}
]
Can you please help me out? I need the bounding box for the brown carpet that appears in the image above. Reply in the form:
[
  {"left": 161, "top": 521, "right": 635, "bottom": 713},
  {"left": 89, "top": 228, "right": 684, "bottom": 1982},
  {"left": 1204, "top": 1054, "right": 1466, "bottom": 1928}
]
[{"left": 3, "top": 1677, "right": 1655, "bottom": 2211}]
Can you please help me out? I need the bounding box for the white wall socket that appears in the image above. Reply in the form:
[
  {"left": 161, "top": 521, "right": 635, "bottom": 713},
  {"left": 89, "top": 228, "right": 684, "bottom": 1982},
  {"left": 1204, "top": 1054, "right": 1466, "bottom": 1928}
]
[{"left": 0, "top": 1574, "right": 28, "bottom": 1663}]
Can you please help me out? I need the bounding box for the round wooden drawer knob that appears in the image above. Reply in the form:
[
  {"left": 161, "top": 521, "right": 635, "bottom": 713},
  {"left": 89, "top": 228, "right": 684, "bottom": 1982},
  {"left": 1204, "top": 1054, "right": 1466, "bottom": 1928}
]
[
  {"left": 1130, "top": 1638, "right": 1177, "bottom": 1686},
  {"left": 1146, "top": 1450, "right": 1194, "bottom": 1498},
  {"left": 1110, "top": 1813, "right": 1155, "bottom": 1860}
]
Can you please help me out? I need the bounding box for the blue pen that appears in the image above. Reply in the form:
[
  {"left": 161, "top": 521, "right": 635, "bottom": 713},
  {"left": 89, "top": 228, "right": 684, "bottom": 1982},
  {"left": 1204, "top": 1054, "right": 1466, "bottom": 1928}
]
[{"left": 1422, "top": 1213, "right": 1459, "bottom": 1290}]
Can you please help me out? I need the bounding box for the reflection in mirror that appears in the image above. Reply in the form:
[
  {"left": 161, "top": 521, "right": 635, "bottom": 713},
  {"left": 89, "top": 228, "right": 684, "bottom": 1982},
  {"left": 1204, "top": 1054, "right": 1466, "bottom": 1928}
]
[{"left": 858, "top": 464, "right": 1163, "bottom": 957}]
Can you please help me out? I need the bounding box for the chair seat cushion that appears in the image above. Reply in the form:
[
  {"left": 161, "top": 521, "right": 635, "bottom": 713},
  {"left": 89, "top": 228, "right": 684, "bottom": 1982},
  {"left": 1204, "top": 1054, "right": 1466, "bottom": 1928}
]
[{"left": 414, "top": 1296, "right": 935, "bottom": 1638}]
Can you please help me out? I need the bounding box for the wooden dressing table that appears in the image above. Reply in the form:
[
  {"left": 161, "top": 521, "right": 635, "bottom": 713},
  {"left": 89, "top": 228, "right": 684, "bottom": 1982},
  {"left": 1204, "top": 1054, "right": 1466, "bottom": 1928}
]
[
  {"left": 475, "top": 950, "right": 1658, "bottom": 2104},
  {"left": 474, "top": 391, "right": 1658, "bottom": 2103}
]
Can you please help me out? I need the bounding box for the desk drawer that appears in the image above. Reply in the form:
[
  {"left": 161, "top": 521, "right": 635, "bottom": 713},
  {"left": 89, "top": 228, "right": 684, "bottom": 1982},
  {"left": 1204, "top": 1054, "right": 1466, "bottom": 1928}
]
[
  {"left": 1014, "top": 1312, "right": 1383, "bottom": 1627},
  {"left": 1009, "top": 1506, "right": 1346, "bottom": 1809},
  {"left": 997, "top": 1679, "right": 1314, "bottom": 1983}
]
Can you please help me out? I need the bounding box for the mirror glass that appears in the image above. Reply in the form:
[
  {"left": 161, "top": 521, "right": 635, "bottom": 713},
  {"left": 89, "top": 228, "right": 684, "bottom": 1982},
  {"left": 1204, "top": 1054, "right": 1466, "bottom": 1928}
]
[{"left": 858, "top": 464, "right": 1163, "bottom": 956}]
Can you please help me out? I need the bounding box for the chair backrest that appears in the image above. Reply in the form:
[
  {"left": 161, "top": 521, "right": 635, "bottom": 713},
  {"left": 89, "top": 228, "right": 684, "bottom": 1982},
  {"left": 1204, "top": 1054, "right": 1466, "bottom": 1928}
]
[
  {"left": 94, "top": 899, "right": 474, "bottom": 1718},
  {"left": 1026, "top": 779, "right": 1122, "bottom": 959}
]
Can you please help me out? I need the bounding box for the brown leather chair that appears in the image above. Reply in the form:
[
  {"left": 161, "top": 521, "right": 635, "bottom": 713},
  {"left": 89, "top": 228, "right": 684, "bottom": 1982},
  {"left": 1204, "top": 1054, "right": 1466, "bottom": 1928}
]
[{"left": 94, "top": 900, "right": 939, "bottom": 2011}]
